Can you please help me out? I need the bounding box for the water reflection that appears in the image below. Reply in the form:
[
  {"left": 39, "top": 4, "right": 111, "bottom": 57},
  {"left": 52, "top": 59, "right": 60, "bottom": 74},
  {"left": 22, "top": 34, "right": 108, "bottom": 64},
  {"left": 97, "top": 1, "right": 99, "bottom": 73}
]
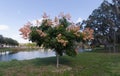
[
  {"left": 0, "top": 51, "right": 10, "bottom": 55},
  {"left": 0, "top": 49, "right": 55, "bottom": 61}
]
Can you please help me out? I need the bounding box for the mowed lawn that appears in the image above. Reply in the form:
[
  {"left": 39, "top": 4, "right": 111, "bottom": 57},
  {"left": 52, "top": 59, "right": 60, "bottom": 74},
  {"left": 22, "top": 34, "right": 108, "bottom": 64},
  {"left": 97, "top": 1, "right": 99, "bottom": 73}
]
[{"left": 0, "top": 52, "right": 120, "bottom": 76}]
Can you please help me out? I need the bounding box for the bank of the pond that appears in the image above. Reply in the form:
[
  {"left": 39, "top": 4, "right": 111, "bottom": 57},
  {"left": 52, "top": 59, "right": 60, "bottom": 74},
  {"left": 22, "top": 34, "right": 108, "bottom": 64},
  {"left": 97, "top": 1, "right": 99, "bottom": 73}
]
[
  {"left": 0, "top": 52, "right": 120, "bottom": 76},
  {"left": 0, "top": 47, "right": 40, "bottom": 52}
]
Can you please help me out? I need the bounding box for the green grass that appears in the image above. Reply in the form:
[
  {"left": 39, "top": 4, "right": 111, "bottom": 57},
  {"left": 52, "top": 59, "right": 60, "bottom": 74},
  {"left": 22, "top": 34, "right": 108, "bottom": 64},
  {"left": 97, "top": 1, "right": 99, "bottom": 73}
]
[
  {"left": 0, "top": 52, "right": 120, "bottom": 76},
  {"left": 92, "top": 46, "right": 120, "bottom": 53}
]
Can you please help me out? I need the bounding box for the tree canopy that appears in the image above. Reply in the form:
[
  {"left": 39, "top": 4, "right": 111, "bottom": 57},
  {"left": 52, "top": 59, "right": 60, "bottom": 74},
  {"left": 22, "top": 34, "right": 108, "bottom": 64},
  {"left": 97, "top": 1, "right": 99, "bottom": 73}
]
[
  {"left": 0, "top": 35, "right": 19, "bottom": 47},
  {"left": 83, "top": 0, "right": 120, "bottom": 47},
  {"left": 19, "top": 13, "right": 94, "bottom": 67}
]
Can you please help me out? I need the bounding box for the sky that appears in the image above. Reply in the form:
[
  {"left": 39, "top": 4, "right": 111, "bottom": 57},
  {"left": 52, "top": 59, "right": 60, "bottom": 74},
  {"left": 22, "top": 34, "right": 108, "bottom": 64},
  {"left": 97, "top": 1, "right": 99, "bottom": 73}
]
[{"left": 0, "top": 0, "right": 112, "bottom": 43}]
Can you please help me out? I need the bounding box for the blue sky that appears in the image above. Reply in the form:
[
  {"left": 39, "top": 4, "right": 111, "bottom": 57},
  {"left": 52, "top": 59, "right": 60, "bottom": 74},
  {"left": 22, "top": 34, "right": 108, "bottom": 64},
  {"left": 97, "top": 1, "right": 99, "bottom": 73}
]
[{"left": 0, "top": 0, "right": 112, "bottom": 43}]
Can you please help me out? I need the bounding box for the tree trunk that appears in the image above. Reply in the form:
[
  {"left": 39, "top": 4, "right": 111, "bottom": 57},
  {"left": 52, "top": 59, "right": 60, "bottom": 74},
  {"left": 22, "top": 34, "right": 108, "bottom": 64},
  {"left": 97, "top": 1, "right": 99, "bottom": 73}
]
[{"left": 56, "top": 52, "right": 59, "bottom": 68}]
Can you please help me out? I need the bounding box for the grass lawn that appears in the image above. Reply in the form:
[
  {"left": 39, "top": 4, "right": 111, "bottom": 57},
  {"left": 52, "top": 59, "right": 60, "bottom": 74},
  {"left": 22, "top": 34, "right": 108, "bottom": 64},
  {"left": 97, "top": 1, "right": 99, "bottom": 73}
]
[{"left": 0, "top": 52, "right": 120, "bottom": 76}]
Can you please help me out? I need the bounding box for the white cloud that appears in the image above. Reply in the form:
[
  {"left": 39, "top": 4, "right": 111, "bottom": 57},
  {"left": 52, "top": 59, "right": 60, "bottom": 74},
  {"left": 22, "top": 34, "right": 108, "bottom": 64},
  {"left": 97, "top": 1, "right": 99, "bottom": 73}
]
[
  {"left": 31, "top": 18, "right": 43, "bottom": 26},
  {"left": 76, "top": 17, "right": 83, "bottom": 23},
  {"left": 0, "top": 25, "right": 9, "bottom": 30}
]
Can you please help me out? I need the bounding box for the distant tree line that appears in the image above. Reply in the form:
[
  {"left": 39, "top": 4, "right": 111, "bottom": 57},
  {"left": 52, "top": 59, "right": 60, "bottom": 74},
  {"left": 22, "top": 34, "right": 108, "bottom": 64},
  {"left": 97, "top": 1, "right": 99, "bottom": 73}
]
[
  {"left": 0, "top": 35, "right": 19, "bottom": 47},
  {"left": 82, "top": 0, "right": 120, "bottom": 48}
]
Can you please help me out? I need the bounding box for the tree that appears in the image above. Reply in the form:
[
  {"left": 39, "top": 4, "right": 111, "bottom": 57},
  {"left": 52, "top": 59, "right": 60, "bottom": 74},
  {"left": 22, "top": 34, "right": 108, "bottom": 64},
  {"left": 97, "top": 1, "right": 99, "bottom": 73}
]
[
  {"left": 113, "top": 0, "right": 120, "bottom": 17},
  {"left": 26, "top": 43, "right": 37, "bottom": 48},
  {"left": 84, "top": 0, "right": 120, "bottom": 50},
  {"left": 0, "top": 35, "right": 4, "bottom": 47},
  {"left": 0, "top": 35, "right": 19, "bottom": 47},
  {"left": 112, "top": 0, "right": 120, "bottom": 44},
  {"left": 4, "top": 38, "right": 19, "bottom": 47},
  {"left": 0, "top": 35, "right": 4, "bottom": 43},
  {"left": 19, "top": 13, "right": 94, "bottom": 68}
]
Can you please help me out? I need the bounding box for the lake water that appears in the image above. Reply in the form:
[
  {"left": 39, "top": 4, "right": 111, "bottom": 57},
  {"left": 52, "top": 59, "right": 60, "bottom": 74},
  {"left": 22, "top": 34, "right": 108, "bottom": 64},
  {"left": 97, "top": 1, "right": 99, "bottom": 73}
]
[
  {"left": 0, "top": 48, "right": 90, "bottom": 62},
  {"left": 0, "top": 49, "right": 55, "bottom": 61}
]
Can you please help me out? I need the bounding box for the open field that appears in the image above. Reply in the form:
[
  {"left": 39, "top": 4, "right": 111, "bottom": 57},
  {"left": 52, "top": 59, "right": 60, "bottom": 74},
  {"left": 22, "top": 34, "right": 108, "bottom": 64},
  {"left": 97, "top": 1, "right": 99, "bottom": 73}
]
[{"left": 0, "top": 52, "right": 120, "bottom": 76}]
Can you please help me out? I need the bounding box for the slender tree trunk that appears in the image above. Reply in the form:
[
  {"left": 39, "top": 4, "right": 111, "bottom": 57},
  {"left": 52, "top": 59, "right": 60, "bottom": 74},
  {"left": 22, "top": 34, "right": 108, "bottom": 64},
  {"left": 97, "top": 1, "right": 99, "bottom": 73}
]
[
  {"left": 56, "top": 52, "right": 59, "bottom": 68},
  {"left": 114, "top": 30, "right": 116, "bottom": 53}
]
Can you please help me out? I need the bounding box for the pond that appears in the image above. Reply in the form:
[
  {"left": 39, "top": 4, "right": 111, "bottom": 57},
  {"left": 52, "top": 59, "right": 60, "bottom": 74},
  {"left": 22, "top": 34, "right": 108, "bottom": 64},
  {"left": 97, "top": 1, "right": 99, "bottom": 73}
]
[
  {"left": 0, "top": 49, "right": 55, "bottom": 61},
  {"left": 0, "top": 48, "right": 91, "bottom": 62}
]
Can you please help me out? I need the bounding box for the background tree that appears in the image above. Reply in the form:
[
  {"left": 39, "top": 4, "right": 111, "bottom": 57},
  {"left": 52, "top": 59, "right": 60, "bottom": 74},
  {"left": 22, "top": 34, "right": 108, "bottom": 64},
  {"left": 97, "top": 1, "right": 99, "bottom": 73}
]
[
  {"left": 4, "top": 38, "right": 19, "bottom": 47},
  {"left": 0, "top": 35, "right": 4, "bottom": 47},
  {"left": 0, "top": 35, "right": 19, "bottom": 47},
  {"left": 84, "top": 0, "right": 120, "bottom": 51},
  {"left": 112, "top": 0, "right": 120, "bottom": 44}
]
